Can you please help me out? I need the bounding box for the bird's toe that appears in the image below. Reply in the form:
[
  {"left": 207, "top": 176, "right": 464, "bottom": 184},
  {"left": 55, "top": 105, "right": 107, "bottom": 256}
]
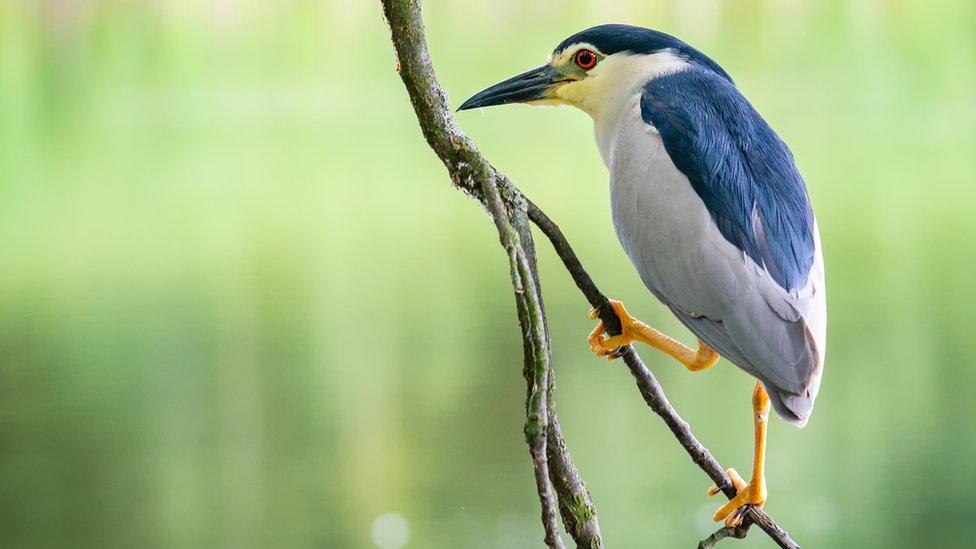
[{"left": 708, "top": 468, "right": 765, "bottom": 527}]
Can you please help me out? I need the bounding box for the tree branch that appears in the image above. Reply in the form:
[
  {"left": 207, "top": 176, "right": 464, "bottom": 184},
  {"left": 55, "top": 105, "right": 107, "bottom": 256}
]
[
  {"left": 381, "top": 1, "right": 796, "bottom": 547},
  {"left": 380, "top": 1, "right": 599, "bottom": 547},
  {"left": 483, "top": 173, "right": 564, "bottom": 549},
  {"left": 698, "top": 526, "right": 749, "bottom": 548}
]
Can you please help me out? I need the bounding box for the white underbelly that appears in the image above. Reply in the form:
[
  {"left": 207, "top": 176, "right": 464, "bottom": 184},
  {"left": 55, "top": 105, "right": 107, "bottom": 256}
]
[{"left": 607, "top": 130, "right": 733, "bottom": 315}]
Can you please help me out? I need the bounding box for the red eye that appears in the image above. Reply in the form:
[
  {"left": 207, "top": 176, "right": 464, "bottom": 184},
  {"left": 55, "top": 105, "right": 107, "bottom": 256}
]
[{"left": 574, "top": 49, "right": 598, "bottom": 70}]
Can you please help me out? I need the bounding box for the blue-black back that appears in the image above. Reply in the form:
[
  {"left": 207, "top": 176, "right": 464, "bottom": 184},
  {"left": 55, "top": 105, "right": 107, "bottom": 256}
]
[{"left": 640, "top": 68, "right": 815, "bottom": 292}]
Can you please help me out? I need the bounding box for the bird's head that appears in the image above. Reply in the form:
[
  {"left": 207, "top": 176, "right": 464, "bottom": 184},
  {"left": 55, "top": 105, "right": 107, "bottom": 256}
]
[{"left": 458, "top": 24, "right": 730, "bottom": 118}]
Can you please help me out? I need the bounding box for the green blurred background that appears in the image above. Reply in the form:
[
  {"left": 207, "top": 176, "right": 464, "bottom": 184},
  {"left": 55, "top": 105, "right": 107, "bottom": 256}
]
[{"left": 1, "top": 0, "right": 974, "bottom": 547}]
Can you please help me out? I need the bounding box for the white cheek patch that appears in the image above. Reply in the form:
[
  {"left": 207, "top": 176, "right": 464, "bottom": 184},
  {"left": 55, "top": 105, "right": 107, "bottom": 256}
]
[
  {"left": 577, "top": 50, "right": 690, "bottom": 115},
  {"left": 590, "top": 49, "right": 690, "bottom": 84}
]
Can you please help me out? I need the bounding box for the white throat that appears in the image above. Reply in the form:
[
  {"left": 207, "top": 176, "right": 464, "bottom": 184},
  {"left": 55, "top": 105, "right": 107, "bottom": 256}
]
[{"left": 569, "top": 50, "right": 689, "bottom": 166}]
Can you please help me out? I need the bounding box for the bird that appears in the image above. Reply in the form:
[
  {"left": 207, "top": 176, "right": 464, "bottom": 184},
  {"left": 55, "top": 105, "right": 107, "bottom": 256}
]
[{"left": 458, "top": 24, "right": 826, "bottom": 526}]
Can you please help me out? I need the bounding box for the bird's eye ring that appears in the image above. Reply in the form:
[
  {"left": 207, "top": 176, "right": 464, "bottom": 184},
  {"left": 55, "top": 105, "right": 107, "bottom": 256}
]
[{"left": 574, "top": 49, "right": 598, "bottom": 70}]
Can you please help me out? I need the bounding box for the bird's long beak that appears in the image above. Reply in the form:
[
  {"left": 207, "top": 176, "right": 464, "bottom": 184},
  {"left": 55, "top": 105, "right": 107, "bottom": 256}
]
[{"left": 458, "top": 65, "right": 563, "bottom": 111}]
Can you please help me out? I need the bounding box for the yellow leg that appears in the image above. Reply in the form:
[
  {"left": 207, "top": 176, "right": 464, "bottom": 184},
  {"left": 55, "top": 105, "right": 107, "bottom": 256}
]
[
  {"left": 588, "top": 299, "right": 719, "bottom": 371},
  {"left": 707, "top": 381, "right": 770, "bottom": 527}
]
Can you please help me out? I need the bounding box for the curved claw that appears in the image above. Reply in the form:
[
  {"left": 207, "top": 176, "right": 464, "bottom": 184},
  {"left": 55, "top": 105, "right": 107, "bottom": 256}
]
[
  {"left": 707, "top": 468, "right": 747, "bottom": 496},
  {"left": 708, "top": 468, "right": 766, "bottom": 527},
  {"left": 724, "top": 506, "right": 752, "bottom": 528},
  {"left": 587, "top": 300, "right": 635, "bottom": 361}
]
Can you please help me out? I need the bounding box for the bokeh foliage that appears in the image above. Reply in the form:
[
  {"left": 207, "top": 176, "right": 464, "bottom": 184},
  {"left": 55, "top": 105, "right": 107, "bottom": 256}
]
[{"left": 1, "top": 0, "right": 974, "bottom": 547}]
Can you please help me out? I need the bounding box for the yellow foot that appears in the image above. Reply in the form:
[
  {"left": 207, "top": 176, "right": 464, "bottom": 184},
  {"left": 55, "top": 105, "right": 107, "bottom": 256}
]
[
  {"left": 587, "top": 299, "right": 720, "bottom": 370},
  {"left": 707, "top": 468, "right": 767, "bottom": 527},
  {"left": 587, "top": 300, "right": 638, "bottom": 360}
]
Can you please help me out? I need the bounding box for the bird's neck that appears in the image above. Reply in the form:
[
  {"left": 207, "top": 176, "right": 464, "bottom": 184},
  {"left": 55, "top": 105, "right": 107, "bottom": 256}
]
[
  {"left": 592, "top": 96, "right": 638, "bottom": 169},
  {"left": 584, "top": 50, "right": 689, "bottom": 167}
]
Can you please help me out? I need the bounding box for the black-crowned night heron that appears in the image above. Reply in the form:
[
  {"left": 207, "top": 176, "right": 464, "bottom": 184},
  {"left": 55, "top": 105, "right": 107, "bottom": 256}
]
[{"left": 459, "top": 24, "right": 826, "bottom": 526}]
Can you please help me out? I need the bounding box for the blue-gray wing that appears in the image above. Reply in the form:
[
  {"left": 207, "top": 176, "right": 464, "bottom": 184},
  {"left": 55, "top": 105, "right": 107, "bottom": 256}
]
[
  {"left": 634, "top": 69, "right": 826, "bottom": 426},
  {"left": 641, "top": 69, "right": 815, "bottom": 293}
]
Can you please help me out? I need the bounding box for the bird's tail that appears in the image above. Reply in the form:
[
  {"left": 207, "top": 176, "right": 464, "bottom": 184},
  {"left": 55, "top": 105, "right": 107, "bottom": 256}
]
[{"left": 766, "top": 385, "right": 816, "bottom": 428}]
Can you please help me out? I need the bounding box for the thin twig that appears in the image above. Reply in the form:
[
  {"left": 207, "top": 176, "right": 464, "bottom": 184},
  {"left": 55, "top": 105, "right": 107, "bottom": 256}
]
[{"left": 699, "top": 526, "right": 749, "bottom": 549}]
